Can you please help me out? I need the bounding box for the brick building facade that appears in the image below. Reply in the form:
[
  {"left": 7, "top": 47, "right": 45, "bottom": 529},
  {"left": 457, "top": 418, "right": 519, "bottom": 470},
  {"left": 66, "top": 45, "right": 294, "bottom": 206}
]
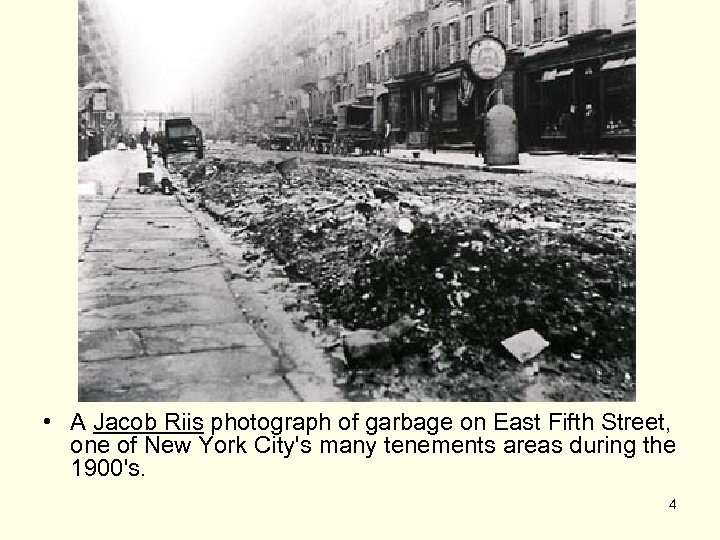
[{"left": 224, "top": 0, "right": 635, "bottom": 152}]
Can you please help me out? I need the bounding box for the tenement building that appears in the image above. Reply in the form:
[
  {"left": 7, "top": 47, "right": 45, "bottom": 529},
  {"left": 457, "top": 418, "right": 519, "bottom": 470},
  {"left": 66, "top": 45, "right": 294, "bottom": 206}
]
[
  {"left": 78, "top": 0, "right": 125, "bottom": 146},
  {"left": 226, "top": 0, "right": 635, "bottom": 152}
]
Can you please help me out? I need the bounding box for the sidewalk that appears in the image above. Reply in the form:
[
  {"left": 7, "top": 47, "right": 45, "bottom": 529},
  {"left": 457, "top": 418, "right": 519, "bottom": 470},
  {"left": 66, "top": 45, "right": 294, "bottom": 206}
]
[
  {"left": 386, "top": 149, "right": 636, "bottom": 186},
  {"left": 78, "top": 150, "right": 335, "bottom": 401}
]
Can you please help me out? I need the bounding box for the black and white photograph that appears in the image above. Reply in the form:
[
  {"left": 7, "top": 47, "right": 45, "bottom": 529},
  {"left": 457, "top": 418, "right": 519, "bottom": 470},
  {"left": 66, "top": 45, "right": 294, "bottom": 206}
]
[{"left": 78, "top": 0, "right": 636, "bottom": 402}]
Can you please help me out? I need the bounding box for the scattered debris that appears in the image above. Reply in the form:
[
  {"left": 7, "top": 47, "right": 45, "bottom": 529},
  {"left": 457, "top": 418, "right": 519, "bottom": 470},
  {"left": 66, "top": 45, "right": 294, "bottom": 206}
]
[
  {"left": 501, "top": 329, "right": 550, "bottom": 363},
  {"left": 343, "top": 329, "right": 393, "bottom": 368},
  {"left": 176, "top": 145, "right": 635, "bottom": 401}
]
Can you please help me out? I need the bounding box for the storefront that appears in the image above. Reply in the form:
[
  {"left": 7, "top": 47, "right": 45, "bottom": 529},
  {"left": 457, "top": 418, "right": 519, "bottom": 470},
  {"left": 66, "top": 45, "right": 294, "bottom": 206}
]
[
  {"left": 519, "top": 28, "right": 636, "bottom": 153},
  {"left": 386, "top": 72, "right": 434, "bottom": 146},
  {"left": 427, "top": 65, "right": 477, "bottom": 145}
]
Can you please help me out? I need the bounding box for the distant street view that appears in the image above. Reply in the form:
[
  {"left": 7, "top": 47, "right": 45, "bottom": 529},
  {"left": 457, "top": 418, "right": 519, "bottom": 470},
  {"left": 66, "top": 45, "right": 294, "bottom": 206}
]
[{"left": 78, "top": 0, "right": 636, "bottom": 402}]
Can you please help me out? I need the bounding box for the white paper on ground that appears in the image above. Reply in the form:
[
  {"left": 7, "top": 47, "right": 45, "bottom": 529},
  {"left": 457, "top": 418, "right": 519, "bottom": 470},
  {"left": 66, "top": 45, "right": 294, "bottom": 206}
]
[{"left": 501, "top": 329, "right": 550, "bottom": 363}]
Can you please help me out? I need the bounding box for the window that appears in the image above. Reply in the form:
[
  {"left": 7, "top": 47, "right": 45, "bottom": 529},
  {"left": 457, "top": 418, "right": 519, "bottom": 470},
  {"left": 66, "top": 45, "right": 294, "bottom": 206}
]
[
  {"left": 559, "top": 0, "right": 569, "bottom": 36},
  {"left": 483, "top": 7, "right": 494, "bottom": 35},
  {"left": 418, "top": 30, "right": 427, "bottom": 71},
  {"left": 407, "top": 36, "right": 413, "bottom": 71},
  {"left": 590, "top": 0, "right": 600, "bottom": 28},
  {"left": 532, "top": 0, "right": 542, "bottom": 42},
  {"left": 509, "top": 0, "right": 521, "bottom": 45},
  {"left": 465, "top": 14, "right": 473, "bottom": 40},
  {"left": 358, "top": 64, "right": 365, "bottom": 89},
  {"left": 449, "top": 20, "right": 460, "bottom": 62},
  {"left": 357, "top": 19, "right": 362, "bottom": 43},
  {"left": 394, "top": 42, "right": 401, "bottom": 77},
  {"left": 625, "top": 0, "right": 636, "bottom": 23},
  {"left": 432, "top": 25, "right": 440, "bottom": 67},
  {"left": 366, "top": 61, "right": 372, "bottom": 84},
  {"left": 366, "top": 15, "right": 371, "bottom": 42}
]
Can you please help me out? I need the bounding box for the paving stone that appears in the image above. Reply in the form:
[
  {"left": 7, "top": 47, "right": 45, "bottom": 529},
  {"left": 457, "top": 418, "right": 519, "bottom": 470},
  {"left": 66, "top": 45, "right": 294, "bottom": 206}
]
[
  {"left": 79, "top": 329, "right": 144, "bottom": 361},
  {"left": 87, "top": 237, "right": 203, "bottom": 252},
  {"left": 141, "top": 322, "right": 265, "bottom": 355},
  {"left": 78, "top": 349, "right": 291, "bottom": 402},
  {"left": 79, "top": 266, "right": 229, "bottom": 297},
  {"left": 79, "top": 293, "right": 242, "bottom": 331},
  {"left": 92, "top": 229, "right": 200, "bottom": 241},
  {"left": 97, "top": 219, "right": 198, "bottom": 230},
  {"left": 80, "top": 250, "right": 218, "bottom": 271}
]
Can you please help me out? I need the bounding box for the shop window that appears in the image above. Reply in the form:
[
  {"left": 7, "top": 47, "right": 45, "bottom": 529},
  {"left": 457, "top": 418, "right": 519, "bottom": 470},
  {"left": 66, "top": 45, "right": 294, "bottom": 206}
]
[
  {"left": 440, "top": 87, "right": 458, "bottom": 122},
  {"left": 603, "top": 61, "right": 636, "bottom": 135},
  {"left": 559, "top": 0, "right": 569, "bottom": 37},
  {"left": 540, "top": 66, "right": 574, "bottom": 137}
]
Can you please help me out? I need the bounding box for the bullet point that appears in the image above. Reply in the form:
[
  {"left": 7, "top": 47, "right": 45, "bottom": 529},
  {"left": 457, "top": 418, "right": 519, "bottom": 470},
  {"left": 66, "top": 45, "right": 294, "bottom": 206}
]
[{"left": 44, "top": 418, "right": 50, "bottom": 425}]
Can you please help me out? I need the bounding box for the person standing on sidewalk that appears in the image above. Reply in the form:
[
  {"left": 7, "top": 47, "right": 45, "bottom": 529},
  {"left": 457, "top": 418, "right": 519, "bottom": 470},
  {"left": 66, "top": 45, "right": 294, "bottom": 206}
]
[
  {"left": 561, "top": 103, "right": 579, "bottom": 155},
  {"left": 428, "top": 110, "right": 438, "bottom": 154},
  {"left": 384, "top": 119, "right": 392, "bottom": 154},
  {"left": 473, "top": 114, "right": 485, "bottom": 159},
  {"left": 140, "top": 127, "right": 150, "bottom": 151},
  {"left": 583, "top": 103, "right": 598, "bottom": 155}
]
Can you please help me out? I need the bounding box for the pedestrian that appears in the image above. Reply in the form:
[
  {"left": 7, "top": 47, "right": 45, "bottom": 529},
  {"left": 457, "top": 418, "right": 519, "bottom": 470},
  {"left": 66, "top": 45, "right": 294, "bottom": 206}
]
[
  {"left": 561, "top": 103, "right": 579, "bottom": 155},
  {"left": 428, "top": 110, "right": 438, "bottom": 154},
  {"left": 384, "top": 119, "right": 392, "bottom": 154},
  {"left": 140, "top": 126, "right": 150, "bottom": 151},
  {"left": 583, "top": 103, "right": 598, "bottom": 155},
  {"left": 473, "top": 114, "right": 485, "bottom": 159}
]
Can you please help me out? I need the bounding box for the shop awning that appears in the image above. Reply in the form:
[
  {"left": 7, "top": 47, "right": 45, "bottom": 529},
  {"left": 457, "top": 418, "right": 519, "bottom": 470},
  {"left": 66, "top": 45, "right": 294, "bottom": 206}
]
[
  {"left": 623, "top": 56, "right": 636, "bottom": 66},
  {"left": 557, "top": 68, "right": 574, "bottom": 77},
  {"left": 541, "top": 69, "right": 557, "bottom": 82},
  {"left": 435, "top": 67, "right": 463, "bottom": 84},
  {"left": 374, "top": 84, "right": 389, "bottom": 98},
  {"left": 601, "top": 58, "right": 626, "bottom": 71}
]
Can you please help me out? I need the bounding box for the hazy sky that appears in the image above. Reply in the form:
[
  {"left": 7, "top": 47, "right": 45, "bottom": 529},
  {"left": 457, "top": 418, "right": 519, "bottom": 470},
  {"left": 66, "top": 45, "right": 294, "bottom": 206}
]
[{"left": 102, "top": 0, "right": 278, "bottom": 111}]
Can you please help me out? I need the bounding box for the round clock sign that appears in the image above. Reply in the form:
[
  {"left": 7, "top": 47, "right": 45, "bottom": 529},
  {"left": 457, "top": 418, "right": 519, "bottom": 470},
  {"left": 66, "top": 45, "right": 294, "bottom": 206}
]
[{"left": 468, "top": 36, "right": 507, "bottom": 81}]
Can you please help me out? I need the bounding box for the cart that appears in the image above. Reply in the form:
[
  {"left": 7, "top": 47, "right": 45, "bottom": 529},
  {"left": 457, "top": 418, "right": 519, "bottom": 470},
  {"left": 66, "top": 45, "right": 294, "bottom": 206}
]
[
  {"left": 310, "top": 117, "right": 337, "bottom": 154},
  {"left": 335, "top": 104, "right": 375, "bottom": 156}
]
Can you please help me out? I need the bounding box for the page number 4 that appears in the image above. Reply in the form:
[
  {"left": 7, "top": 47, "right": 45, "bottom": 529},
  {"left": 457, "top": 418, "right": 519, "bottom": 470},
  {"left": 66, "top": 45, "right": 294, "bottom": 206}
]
[{"left": 669, "top": 499, "right": 676, "bottom": 509}]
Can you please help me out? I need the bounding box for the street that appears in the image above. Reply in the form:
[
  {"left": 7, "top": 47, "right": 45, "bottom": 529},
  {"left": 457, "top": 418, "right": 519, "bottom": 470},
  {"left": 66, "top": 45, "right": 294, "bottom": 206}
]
[{"left": 79, "top": 144, "right": 635, "bottom": 402}]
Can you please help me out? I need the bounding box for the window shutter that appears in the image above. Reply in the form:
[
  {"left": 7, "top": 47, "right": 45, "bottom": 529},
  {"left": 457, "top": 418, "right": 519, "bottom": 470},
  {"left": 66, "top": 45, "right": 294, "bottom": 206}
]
[
  {"left": 496, "top": 4, "right": 508, "bottom": 45},
  {"left": 568, "top": 0, "right": 577, "bottom": 35}
]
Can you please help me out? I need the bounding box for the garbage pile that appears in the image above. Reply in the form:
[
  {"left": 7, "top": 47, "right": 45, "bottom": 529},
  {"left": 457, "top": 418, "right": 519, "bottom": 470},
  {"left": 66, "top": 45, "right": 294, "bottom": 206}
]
[{"left": 180, "top": 151, "right": 636, "bottom": 401}]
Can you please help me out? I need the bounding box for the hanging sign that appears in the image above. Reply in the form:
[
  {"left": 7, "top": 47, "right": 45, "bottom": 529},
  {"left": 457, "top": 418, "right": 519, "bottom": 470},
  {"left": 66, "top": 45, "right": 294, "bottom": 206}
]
[
  {"left": 93, "top": 92, "right": 107, "bottom": 111},
  {"left": 468, "top": 36, "right": 507, "bottom": 81}
]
